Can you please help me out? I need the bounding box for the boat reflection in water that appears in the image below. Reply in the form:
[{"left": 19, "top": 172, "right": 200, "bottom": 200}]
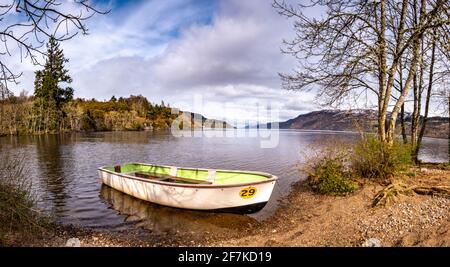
[{"left": 99, "top": 185, "right": 259, "bottom": 235}]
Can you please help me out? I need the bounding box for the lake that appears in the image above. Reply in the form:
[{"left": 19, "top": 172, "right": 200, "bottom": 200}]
[{"left": 0, "top": 130, "right": 447, "bottom": 234}]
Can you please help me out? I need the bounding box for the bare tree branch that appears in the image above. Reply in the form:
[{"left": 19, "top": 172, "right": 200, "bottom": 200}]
[{"left": 0, "top": 0, "right": 109, "bottom": 87}]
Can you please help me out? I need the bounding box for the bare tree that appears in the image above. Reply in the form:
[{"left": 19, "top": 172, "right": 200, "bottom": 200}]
[
  {"left": 388, "top": 7, "right": 449, "bottom": 161},
  {"left": 274, "top": 0, "right": 450, "bottom": 145},
  {"left": 414, "top": 29, "right": 437, "bottom": 161},
  {"left": 0, "top": 0, "right": 107, "bottom": 87}
]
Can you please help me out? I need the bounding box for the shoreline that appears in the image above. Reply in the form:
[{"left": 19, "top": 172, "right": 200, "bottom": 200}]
[
  {"left": 0, "top": 129, "right": 449, "bottom": 141},
  {"left": 8, "top": 166, "right": 449, "bottom": 247}
]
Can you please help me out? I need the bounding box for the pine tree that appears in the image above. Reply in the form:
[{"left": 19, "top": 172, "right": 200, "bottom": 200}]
[{"left": 34, "top": 36, "right": 74, "bottom": 132}]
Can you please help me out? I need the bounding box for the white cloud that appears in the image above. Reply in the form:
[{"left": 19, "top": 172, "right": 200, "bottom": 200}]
[
  {"left": 151, "top": 0, "right": 295, "bottom": 89},
  {"left": 7, "top": 0, "right": 321, "bottom": 123}
]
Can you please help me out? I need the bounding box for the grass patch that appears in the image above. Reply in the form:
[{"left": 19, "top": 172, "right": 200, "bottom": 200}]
[{"left": 0, "top": 150, "right": 49, "bottom": 246}]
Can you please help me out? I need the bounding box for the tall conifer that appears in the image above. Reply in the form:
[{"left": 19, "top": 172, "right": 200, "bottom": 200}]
[{"left": 34, "top": 36, "right": 73, "bottom": 131}]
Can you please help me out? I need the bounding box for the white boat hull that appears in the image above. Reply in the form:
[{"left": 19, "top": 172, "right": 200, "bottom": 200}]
[{"left": 98, "top": 169, "right": 277, "bottom": 213}]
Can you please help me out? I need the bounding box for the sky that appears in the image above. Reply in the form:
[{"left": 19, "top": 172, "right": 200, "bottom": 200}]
[
  {"left": 4, "top": 0, "right": 443, "bottom": 124},
  {"left": 6, "top": 0, "right": 322, "bottom": 124}
]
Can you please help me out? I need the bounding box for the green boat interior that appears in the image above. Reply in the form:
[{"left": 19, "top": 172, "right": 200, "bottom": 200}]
[
  {"left": 103, "top": 163, "right": 273, "bottom": 185},
  {"left": 133, "top": 172, "right": 212, "bottom": 184}
]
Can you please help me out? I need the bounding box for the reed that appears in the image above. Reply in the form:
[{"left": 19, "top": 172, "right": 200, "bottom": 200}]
[{"left": 0, "top": 149, "right": 47, "bottom": 246}]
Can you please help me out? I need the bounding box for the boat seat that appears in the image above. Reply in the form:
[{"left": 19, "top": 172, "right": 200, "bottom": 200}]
[
  {"left": 170, "top": 166, "right": 177, "bottom": 176},
  {"left": 207, "top": 170, "right": 216, "bottom": 183},
  {"left": 133, "top": 172, "right": 212, "bottom": 184},
  {"left": 133, "top": 172, "right": 167, "bottom": 181}
]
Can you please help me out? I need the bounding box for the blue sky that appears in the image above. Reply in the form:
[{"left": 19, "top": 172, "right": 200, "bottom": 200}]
[{"left": 103, "top": 0, "right": 218, "bottom": 40}]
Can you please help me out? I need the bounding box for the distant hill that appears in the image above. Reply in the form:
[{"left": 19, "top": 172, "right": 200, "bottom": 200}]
[
  {"left": 254, "top": 109, "right": 448, "bottom": 139},
  {"left": 177, "top": 111, "right": 235, "bottom": 129}
]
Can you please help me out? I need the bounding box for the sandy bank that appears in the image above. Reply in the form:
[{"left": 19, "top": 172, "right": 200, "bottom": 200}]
[
  {"left": 9, "top": 167, "right": 449, "bottom": 247},
  {"left": 213, "top": 167, "right": 450, "bottom": 247}
]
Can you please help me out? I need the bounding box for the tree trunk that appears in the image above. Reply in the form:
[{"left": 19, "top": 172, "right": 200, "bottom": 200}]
[
  {"left": 412, "top": 50, "right": 424, "bottom": 154},
  {"left": 386, "top": 0, "right": 425, "bottom": 144},
  {"left": 387, "top": 38, "right": 421, "bottom": 144},
  {"left": 377, "top": 0, "right": 388, "bottom": 143},
  {"left": 415, "top": 32, "right": 437, "bottom": 163},
  {"left": 411, "top": 74, "right": 419, "bottom": 148},
  {"left": 410, "top": 0, "right": 424, "bottom": 151},
  {"left": 380, "top": 0, "right": 409, "bottom": 144},
  {"left": 401, "top": 104, "right": 407, "bottom": 143},
  {"left": 398, "top": 59, "right": 407, "bottom": 144}
]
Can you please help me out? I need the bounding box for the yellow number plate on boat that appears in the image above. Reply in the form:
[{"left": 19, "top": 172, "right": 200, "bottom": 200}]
[{"left": 239, "top": 187, "right": 257, "bottom": 199}]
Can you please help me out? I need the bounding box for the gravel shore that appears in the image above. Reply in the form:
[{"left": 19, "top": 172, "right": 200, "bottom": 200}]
[{"left": 11, "top": 167, "right": 450, "bottom": 247}]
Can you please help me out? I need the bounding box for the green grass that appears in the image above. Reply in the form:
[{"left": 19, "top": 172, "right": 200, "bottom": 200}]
[{"left": 0, "top": 151, "right": 48, "bottom": 246}]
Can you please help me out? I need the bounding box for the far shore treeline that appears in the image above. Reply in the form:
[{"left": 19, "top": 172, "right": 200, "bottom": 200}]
[
  {"left": 0, "top": 37, "right": 177, "bottom": 136},
  {"left": 0, "top": 93, "right": 176, "bottom": 136}
]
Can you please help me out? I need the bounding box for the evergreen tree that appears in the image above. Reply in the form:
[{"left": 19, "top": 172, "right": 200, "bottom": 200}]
[{"left": 34, "top": 36, "right": 74, "bottom": 131}]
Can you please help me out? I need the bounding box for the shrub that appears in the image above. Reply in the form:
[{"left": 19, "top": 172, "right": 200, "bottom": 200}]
[
  {"left": 302, "top": 140, "right": 358, "bottom": 196},
  {"left": 0, "top": 150, "right": 46, "bottom": 245},
  {"left": 309, "top": 158, "right": 358, "bottom": 195},
  {"left": 352, "top": 135, "right": 412, "bottom": 179}
]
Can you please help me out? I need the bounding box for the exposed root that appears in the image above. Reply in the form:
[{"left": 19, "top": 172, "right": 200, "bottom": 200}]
[
  {"left": 412, "top": 186, "right": 450, "bottom": 197},
  {"left": 372, "top": 183, "right": 450, "bottom": 207},
  {"left": 372, "top": 183, "right": 411, "bottom": 207}
]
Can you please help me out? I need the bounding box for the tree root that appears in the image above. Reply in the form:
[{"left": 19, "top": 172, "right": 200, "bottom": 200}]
[
  {"left": 412, "top": 186, "right": 450, "bottom": 197},
  {"left": 372, "top": 183, "right": 410, "bottom": 207},
  {"left": 372, "top": 183, "right": 450, "bottom": 207}
]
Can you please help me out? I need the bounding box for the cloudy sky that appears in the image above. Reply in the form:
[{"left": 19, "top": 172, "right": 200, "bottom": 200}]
[{"left": 7, "top": 0, "right": 325, "bottom": 124}]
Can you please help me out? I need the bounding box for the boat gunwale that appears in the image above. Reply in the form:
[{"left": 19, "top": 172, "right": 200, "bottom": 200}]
[{"left": 98, "top": 162, "right": 278, "bottom": 189}]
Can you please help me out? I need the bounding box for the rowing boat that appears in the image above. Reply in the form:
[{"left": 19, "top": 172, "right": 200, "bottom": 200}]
[{"left": 98, "top": 163, "right": 278, "bottom": 213}]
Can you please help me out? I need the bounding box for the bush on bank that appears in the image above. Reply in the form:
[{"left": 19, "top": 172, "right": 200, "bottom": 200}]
[
  {"left": 302, "top": 135, "right": 413, "bottom": 195},
  {"left": 302, "top": 141, "right": 358, "bottom": 196},
  {"left": 352, "top": 135, "right": 412, "bottom": 180}
]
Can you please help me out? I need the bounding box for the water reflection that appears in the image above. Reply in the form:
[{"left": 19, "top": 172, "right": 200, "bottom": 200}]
[
  {"left": 418, "top": 137, "right": 449, "bottom": 163},
  {"left": 35, "top": 135, "right": 74, "bottom": 215},
  {"left": 73, "top": 131, "right": 178, "bottom": 144},
  {"left": 100, "top": 185, "right": 258, "bottom": 235}
]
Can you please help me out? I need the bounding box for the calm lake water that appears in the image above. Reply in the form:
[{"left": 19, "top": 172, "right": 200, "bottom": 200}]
[{"left": 0, "top": 130, "right": 447, "bottom": 233}]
